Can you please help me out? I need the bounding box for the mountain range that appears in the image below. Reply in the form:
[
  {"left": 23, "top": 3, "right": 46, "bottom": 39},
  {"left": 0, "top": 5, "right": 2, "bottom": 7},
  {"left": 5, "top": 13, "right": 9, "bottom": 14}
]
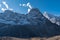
[
  {"left": 43, "top": 12, "right": 60, "bottom": 25},
  {"left": 0, "top": 8, "right": 60, "bottom": 38}
]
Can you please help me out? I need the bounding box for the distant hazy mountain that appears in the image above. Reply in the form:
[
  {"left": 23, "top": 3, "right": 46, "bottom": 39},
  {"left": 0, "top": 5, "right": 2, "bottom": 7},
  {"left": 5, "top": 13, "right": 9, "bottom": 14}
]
[
  {"left": 0, "top": 8, "right": 60, "bottom": 38},
  {"left": 43, "top": 12, "right": 60, "bottom": 25}
]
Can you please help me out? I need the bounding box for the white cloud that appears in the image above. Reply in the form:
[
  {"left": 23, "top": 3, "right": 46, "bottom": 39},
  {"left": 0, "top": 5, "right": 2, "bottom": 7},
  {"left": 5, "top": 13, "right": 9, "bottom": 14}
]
[
  {"left": 0, "top": 1, "right": 8, "bottom": 12},
  {"left": 28, "top": 8, "right": 31, "bottom": 13},
  {"left": 27, "top": 2, "right": 32, "bottom": 9},
  {"left": 2, "top": 1, "right": 8, "bottom": 9},
  {"left": 19, "top": 4, "right": 26, "bottom": 7},
  {"left": 19, "top": 2, "right": 32, "bottom": 13},
  {"left": 26, "top": 2, "right": 32, "bottom": 13},
  {"left": 27, "top": 2, "right": 30, "bottom": 6},
  {"left": 22, "top": 4, "right": 26, "bottom": 7},
  {"left": 1, "top": 1, "right": 13, "bottom": 12},
  {"left": 1, "top": 8, "right": 6, "bottom": 12}
]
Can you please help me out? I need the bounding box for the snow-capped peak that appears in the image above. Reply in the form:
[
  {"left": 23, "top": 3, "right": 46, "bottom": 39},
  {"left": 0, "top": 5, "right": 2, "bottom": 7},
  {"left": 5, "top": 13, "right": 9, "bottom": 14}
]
[
  {"left": 43, "top": 11, "right": 50, "bottom": 19},
  {"left": 43, "top": 12, "right": 60, "bottom": 25}
]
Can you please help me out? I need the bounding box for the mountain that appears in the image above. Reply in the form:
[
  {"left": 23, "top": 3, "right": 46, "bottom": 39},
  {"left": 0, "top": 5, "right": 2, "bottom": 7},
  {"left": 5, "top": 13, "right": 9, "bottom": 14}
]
[
  {"left": 0, "top": 10, "right": 30, "bottom": 25},
  {"left": 0, "top": 8, "right": 60, "bottom": 38},
  {"left": 43, "top": 12, "right": 60, "bottom": 25}
]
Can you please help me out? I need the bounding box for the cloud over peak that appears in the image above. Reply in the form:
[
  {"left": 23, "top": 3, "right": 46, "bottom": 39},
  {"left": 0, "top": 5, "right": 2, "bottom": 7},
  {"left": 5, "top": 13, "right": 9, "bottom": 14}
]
[{"left": 19, "top": 2, "right": 32, "bottom": 13}]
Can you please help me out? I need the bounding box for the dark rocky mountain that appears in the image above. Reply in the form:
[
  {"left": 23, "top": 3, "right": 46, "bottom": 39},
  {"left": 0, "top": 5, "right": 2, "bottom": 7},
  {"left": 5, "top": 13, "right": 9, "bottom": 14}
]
[{"left": 0, "top": 8, "right": 60, "bottom": 38}]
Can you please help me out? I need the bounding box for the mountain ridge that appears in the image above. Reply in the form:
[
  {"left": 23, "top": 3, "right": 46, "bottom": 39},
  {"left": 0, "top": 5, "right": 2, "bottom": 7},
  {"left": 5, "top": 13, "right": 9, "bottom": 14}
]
[
  {"left": 0, "top": 8, "right": 60, "bottom": 38},
  {"left": 43, "top": 12, "right": 60, "bottom": 25}
]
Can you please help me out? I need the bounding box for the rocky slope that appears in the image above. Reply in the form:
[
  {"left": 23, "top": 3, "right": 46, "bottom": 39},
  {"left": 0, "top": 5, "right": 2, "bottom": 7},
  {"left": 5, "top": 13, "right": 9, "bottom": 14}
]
[{"left": 0, "top": 8, "right": 60, "bottom": 38}]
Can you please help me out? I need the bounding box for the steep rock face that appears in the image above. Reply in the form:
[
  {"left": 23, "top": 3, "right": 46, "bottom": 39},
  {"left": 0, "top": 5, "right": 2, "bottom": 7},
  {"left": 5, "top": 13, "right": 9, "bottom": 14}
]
[
  {"left": 0, "top": 8, "right": 60, "bottom": 38},
  {"left": 43, "top": 12, "right": 60, "bottom": 25},
  {"left": 27, "top": 8, "right": 49, "bottom": 25}
]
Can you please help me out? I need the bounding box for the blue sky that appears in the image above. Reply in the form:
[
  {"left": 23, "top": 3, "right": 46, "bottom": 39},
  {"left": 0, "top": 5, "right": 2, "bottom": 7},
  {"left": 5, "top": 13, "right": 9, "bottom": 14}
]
[{"left": 0, "top": 0, "right": 60, "bottom": 16}]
